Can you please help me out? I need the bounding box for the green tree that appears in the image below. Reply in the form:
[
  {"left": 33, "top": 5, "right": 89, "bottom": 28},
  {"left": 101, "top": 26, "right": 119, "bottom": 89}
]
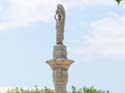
[
  {"left": 116, "top": 0, "right": 122, "bottom": 4},
  {"left": 6, "top": 86, "right": 109, "bottom": 93},
  {"left": 70, "top": 86, "right": 109, "bottom": 93}
]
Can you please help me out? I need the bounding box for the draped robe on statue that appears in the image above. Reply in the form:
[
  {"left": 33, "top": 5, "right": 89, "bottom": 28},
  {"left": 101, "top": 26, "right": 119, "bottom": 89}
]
[{"left": 55, "top": 4, "right": 65, "bottom": 45}]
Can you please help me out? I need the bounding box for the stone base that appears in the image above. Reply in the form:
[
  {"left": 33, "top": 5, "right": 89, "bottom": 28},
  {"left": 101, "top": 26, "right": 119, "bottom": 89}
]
[
  {"left": 53, "top": 44, "right": 67, "bottom": 59},
  {"left": 46, "top": 59, "right": 73, "bottom": 93}
]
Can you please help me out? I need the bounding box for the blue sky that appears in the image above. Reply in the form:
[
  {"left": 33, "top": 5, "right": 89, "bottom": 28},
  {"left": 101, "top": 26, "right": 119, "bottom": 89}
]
[{"left": 0, "top": 0, "right": 125, "bottom": 93}]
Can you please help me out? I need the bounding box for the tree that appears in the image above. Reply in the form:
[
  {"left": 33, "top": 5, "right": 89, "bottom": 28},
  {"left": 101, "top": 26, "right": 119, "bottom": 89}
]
[
  {"left": 7, "top": 86, "right": 109, "bottom": 93},
  {"left": 116, "top": 0, "right": 122, "bottom": 4},
  {"left": 71, "top": 86, "right": 109, "bottom": 93}
]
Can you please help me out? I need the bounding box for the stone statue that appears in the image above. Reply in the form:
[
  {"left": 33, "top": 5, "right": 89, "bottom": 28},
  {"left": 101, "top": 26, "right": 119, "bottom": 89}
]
[
  {"left": 47, "top": 4, "right": 74, "bottom": 93},
  {"left": 55, "top": 4, "right": 65, "bottom": 45}
]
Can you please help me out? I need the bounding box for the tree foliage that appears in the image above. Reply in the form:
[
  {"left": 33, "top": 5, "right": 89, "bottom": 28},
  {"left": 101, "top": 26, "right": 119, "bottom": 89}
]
[
  {"left": 70, "top": 86, "right": 109, "bottom": 93},
  {"left": 6, "top": 86, "right": 109, "bottom": 93},
  {"left": 116, "top": 0, "right": 122, "bottom": 4},
  {"left": 7, "top": 86, "right": 54, "bottom": 93}
]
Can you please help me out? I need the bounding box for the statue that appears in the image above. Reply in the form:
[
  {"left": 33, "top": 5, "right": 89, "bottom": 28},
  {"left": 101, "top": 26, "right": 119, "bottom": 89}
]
[
  {"left": 47, "top": 4, "right": 74, "bottom": 93},
  {"left": 55, "top": 4, "right": 65, "bottom": 45}
]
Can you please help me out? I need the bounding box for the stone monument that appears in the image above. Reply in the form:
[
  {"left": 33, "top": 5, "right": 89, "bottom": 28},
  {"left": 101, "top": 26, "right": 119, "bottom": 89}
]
[{"left": 46, "top": 4, "right": 74, "bottom": 93}]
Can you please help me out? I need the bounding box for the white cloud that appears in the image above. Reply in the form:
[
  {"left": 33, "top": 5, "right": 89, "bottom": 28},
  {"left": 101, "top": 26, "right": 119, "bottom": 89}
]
[
  {"left": 57, "top": 0, "right": 114, "bottom": 9},
  {"left": 0, "top": 0, "right": 116, "bottom": 31},
  {"left": 71, "top": 15, "right": 125, "bottom": 58},
  {"left": 0, "top": 0, "right": 58, "bottom": 30},
  {"left": 0, "top": 21, "right": 31, "bottom": 30},
  {"left": 0, "top": 5, "right": 3, "bottom": 14},
  {"left": 9, "top": 0, "right": 57, "bottom": 22},
  {"left": 0, "top": 1, "right": 6, "bottom": 16}
]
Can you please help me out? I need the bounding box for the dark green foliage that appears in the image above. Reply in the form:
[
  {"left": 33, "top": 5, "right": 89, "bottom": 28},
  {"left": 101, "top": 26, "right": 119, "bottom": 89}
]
[
  {"left": 7, "top": 86, "right": 109, "bottom": 93},
  {"left": 7, "top": 85, "right": 54, "bottom": 93},
  {"left": 69, "top": 86, "right": 109, "bottom": 93},
  {"left": 116, "top": 0, "right": 122, "bottom": 4}
]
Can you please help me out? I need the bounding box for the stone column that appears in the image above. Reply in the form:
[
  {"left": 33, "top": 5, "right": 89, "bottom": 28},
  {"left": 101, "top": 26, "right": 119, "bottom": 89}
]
[
  {"left": 46, "top": 44, "right": 73, "bottom": 93},
  {"left": 46, "top": 4, "right": 73, "bottom": 93}
]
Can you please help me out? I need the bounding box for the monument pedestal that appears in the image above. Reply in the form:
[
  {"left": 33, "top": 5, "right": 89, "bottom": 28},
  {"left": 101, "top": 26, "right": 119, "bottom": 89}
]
[
  {"left": 53, "top": 44, "right": 67, "bottom": 59},
  {"left": 47, "top": 59, "right": 73, "bottom": 93}
]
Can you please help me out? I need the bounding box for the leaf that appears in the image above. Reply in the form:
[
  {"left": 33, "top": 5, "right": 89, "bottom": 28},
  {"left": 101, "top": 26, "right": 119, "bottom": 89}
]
[{"left": 116, "top": 0, "right": 122, "bottom": 4}]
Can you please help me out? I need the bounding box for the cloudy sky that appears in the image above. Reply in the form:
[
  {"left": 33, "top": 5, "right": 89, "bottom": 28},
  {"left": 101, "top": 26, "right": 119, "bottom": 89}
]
[{"left": 0, "top": 0, "right": 125, "bottom": 93}]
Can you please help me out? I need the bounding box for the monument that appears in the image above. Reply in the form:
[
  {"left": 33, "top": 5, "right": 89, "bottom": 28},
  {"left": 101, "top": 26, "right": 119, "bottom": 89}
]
[{"left": 46, "top": 4, "right": 74, "bottom": 93}]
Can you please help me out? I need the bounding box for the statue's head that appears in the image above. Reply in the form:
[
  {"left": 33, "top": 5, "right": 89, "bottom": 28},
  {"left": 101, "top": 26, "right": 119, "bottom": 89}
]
[
  {"left": 57, "top": 4, "right": 65, "bottom": 15},
  {"left": 57, "top": 4, "right": 64, "bottom": 9}
]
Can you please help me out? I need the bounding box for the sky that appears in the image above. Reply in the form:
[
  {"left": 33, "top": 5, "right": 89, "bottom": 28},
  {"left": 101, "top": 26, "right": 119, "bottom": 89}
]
[{"left": 0, "top": 0, "right": 125, "bottom": 93}]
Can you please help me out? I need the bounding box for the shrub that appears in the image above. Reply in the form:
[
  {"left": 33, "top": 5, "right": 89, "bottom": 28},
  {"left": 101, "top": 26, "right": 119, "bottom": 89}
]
[{"left": 6, "top": 86, "right": 109, "bottom": 93}]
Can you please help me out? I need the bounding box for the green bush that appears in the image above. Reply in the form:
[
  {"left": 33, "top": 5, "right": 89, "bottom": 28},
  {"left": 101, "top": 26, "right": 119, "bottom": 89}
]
[
  {"left": 70, "top": 86, "right": 109, "bottom": 93},
  {"left": 116, "top": 0, "right": 122, "bottom": 4},
  {"left": 6, "top": 86, "right": 109, "bottom": 93}
]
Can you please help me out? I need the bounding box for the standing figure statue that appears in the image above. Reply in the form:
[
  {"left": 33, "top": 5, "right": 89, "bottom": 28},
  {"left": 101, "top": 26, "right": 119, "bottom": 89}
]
[{"left": 55, "top": 4, "right": 65, "bottom": 45}]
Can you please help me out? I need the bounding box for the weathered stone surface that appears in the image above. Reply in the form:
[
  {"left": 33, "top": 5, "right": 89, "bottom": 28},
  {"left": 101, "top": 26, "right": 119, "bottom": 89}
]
[
  {"left": 53, "top": 69, "right": 68, "bottom": 84},
  {"left": 53, "top": 44, "right": 67, "bottom": 59},
  {"left": 55, "top": 4, "right": 65, "bottom": 45},
  {"left": 46, "top": 4, "right": 74, "bottom": 93},
  {"left": 46, "top": 59, "right": 73, "bottom": 70},
  {"left": 54, "top": 84, "right": 66, "bottom": 93},
  {"left": 47, "top": 59, "right": 73, "bottom": 93}
]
